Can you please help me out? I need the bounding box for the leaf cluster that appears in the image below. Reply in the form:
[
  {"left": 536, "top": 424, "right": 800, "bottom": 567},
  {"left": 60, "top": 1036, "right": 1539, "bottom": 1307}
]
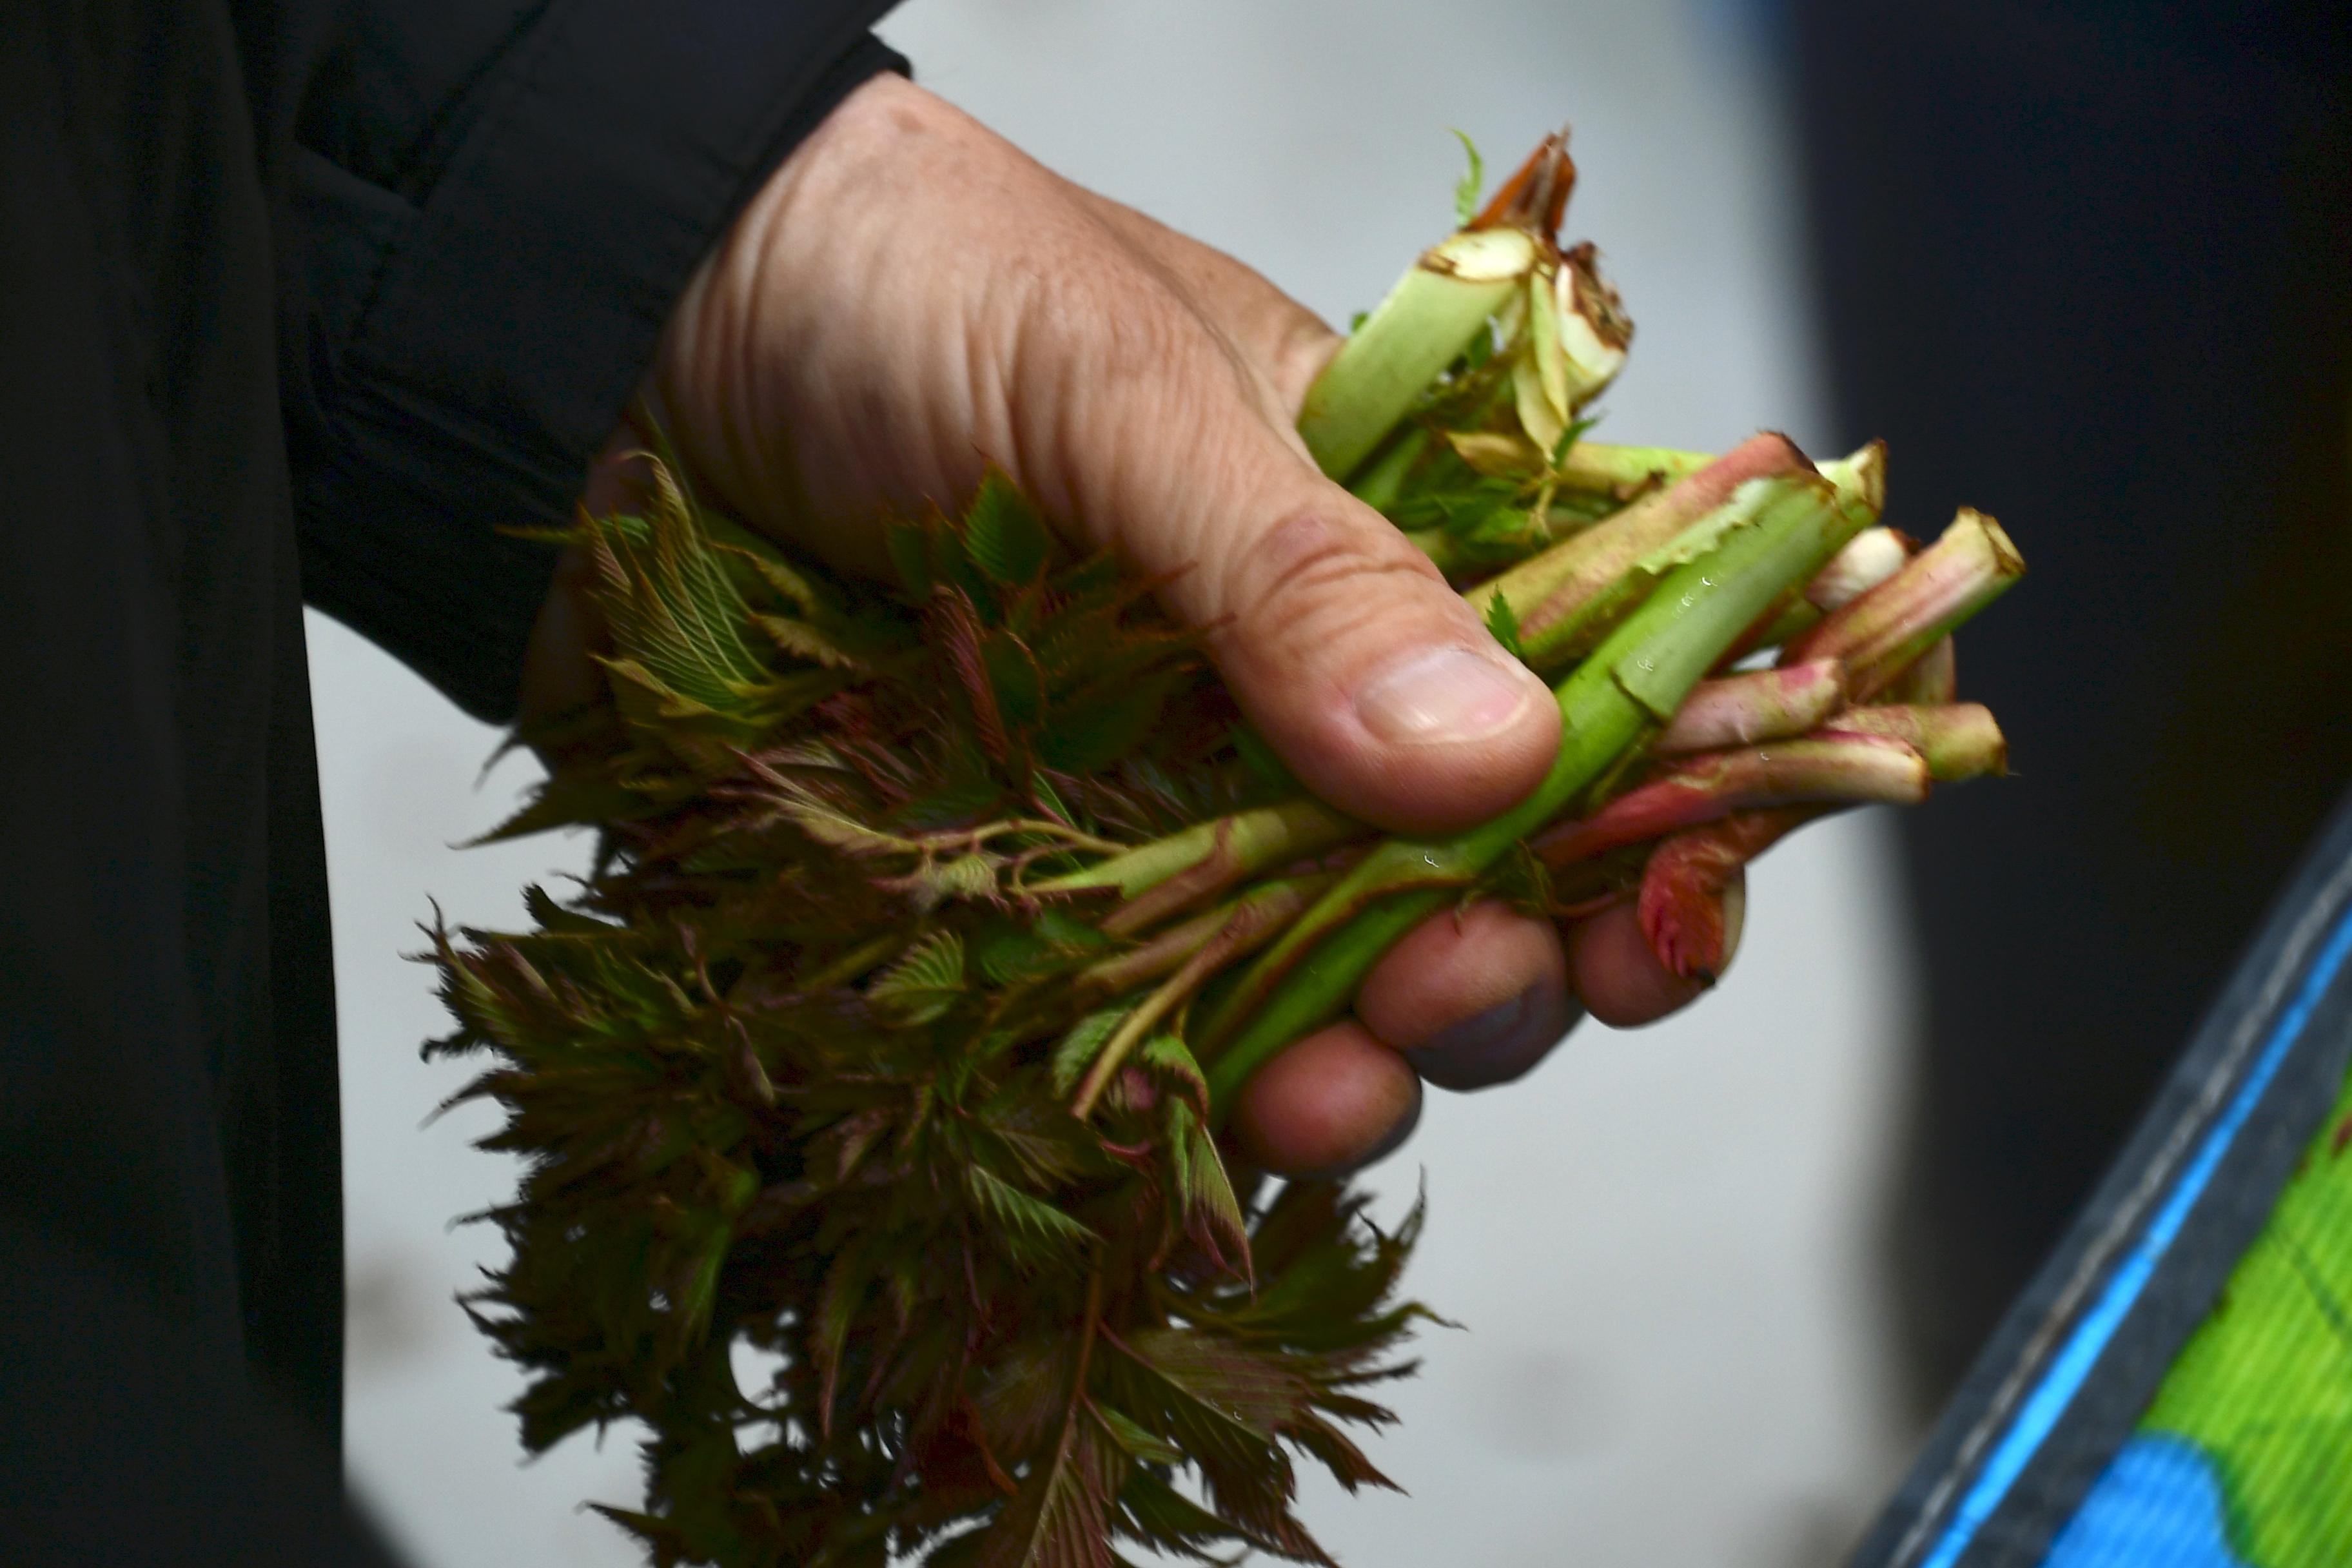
[{"left": 429, "top": 465, "right": 1435, "bottom": 1565}]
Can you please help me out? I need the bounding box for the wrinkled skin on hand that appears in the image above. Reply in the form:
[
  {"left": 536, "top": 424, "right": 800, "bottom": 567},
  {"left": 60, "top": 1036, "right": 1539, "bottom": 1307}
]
[{"left": 524, "top": 75, "right": 1724, "bottom": 1177}]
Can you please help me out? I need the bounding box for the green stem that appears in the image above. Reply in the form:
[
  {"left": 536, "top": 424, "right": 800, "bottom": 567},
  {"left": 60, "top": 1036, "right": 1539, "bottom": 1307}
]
[
  {"left": 1529, "top": 733, "right": 1930, "bottom": 868},
  {"left": 1476, "top": 433, "right": 1810, "bottom": 674},
  {"left": 1347, "top": 426, "right": 1433, "bottom": 512},
  {"left": 1031, "top": 798, "right": 1360, "bottom": 905},
  {"left": 1710, "top": 447, "right": 1891, "bottom": 665},
  {"left": 1818, "top": 702, "right": 2006, "bottom": 780},
  {"left": 1652, "top": 660, "right": 1849, "bottom": 754},
  {"left": 1075, "top": 873, "right": 1335, "bottom": 996},
  {"left": 1297, "top": 228, "right": 1537, "bottom": 480},
  {"left": 1070, "top": 871, "right": 1335, "bottom": 1117},
  {"left": 1202, "top": 475, "right": 1872, "bottom": 1110},
  {"left": 1551, "top": 441, "right": 1714, "bottom": 494},
  {"left": 1784, "top": 507, "right": 2023, "bottom": 699},
  {"left": 1720, "top": 597, "right": 1819, "bottom": 665},
  {"left": 1879, "top": 636, "right": 1957, "bottom": 704}
]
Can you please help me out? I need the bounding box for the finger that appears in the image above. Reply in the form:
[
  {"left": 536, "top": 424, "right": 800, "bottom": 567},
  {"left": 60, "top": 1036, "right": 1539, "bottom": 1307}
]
[
  {"left": 1024, "top": 300, "right": 1558, "bottom": 833},
  {"left": 1226, "top": 1022, "right": 1423, "bottom": 1178},
  {"left": 1565, "top": 896, "right": 1719, "bottom": 1028},
  {"left": 1072, "top": 191, "right": 1342, "bottom": 411},
  {"left": 656, "top": 77, "right": 1559, "bottom": 832},
  {"left": 1353, "top": 901, "right": 1578, "bottom": 1090},
  {"left": 518, "top": 547, "right": 605, "bottom": 724}
]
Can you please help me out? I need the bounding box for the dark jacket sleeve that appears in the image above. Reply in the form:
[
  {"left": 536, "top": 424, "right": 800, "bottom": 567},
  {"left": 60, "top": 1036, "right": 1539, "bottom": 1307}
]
[{"left": 283, "top": 2, "right": 906, "bottom": 722}]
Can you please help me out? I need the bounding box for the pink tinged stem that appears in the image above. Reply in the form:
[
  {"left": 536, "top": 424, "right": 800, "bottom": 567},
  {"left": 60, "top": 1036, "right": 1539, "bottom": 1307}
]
[
  {"left": 1653, "top": 660, "right": 1848, "bottom": 755},
  {"left": 1530, "top": 733, "right": 1930, "bottom": 868},
  {"left": 1718, "top": 467, "right": 1898, "bottom": 662},
  {"left": 1879, "top": 636, "right": 1957, "bottom": 703},
  {"left": 1070, "top": 885, "right": 1311, "bottom": 1118},
  {"left": 1639, "top": 806, "right": 1833, "bottom": 981},
  {"left": 1077, "top": 874, "right": 1333, "bottom": 996},
  {"left": 1781, "top": 508, "right": 2024, "bottom": 700},
  {"left": 1035, "top": 797, "right": 1362, "bottom": 923},
  {"left": 1817, "top": 702, "right": 2006, "bottom": 781},
  {"left": 1482, "top": 431, "right": 1813, "bottom": 669}
]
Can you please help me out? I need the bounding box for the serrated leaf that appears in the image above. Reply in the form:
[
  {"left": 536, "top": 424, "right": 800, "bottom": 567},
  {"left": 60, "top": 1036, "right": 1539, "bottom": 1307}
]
[
  {"left": 976, "top": 1338, "right": 1079, "bottom": 1458},
  {"left": 424, "top": 451, "right": 1469, "bottom": 1563},
  {"left": 1450, "top": 128, "right": 1485, "bottom": 228},
  {"left": 1099, "top": 1332, "right": 1324, "bottom": 1562},
  {"left": 1286, "top": 1414, "right": 1396, "bottom": 1495},
  {"left": 521, "top": 884, "right": 614, "bottom": 935},
  {"left": 1095, "top": 1405, "right": 1182, "bottom": 1467},
  {"left": 708, "top": 529, "right": 827, "bottom": 616},
  {"left": 979, "top": 908, "right": 1115, "bottom": 988},
  {"left": 977, "top": 1090, "right": 1095, "bottom": 1190},
  {"left": 1051, "top": 1008, "right": 1130, "bottom": 1096},
  {"left": 984, "top": 634, "right": 1046, "bottom": 731},
  {"left": 1166, "top": 1100, "right": 1250, "bottom": 1280},
  {"left": 963, "top": 1164, "right": 1097, "bottom": 1267},
  {"left": 1135, "top": 1034, "right": 1208, "bottom": 1118},
  {"left": 810, "top": 1241, "right": 875, "bottom": 1424},
  {"left": 752, "top": 613, "right": 864, "bottom": 671},
  {"left": 916, "top": 852, "right": 1002, "bottom": 908},
  {"left": 585, "top": 460, "right": 794, "bottom": 747},
  {"left": 964, "top": 469, "right": 1054, "bottom": 587},
  {"left": 867, "top": 930, "right": 965, "bottom": 1024},
  {"left": 1113, "top": 1468, "right": 1259, "bottom": 1563},
  {"left": 1038, "top": 674, "right": 1175, "bottom": 774},
  {"left": 1482, "top": 588, "right": 1525, "bottom": 662},
  {"left": 975, "top": 926, "right": 1052, "bottom": 986},
  {"left": 974, "top": 1400, "right": 1122, "bottom": 1568},
  {"left": 780, "top": 792, "right": 916, "bottom": 858},
  {"left": 1126, "top": 1327, "right": 1308, "bottom": 1436}
]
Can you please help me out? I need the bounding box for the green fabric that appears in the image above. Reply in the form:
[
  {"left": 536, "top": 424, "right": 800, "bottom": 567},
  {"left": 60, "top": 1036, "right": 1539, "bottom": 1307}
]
[{"left": 2137, "top": 1061, "right": 2352, "bottom": 1567}]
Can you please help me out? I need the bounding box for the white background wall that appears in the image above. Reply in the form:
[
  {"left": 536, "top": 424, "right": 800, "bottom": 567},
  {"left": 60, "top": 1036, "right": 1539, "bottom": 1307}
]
[{"left": 324, "top": 2, "right": 1925, "bottom": 1563}]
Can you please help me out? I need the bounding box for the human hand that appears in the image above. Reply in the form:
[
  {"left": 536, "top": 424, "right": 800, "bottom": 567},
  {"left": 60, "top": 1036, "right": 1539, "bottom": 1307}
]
[{"left": 522, "top": 75, "right": 1727, "bottom": 1177}]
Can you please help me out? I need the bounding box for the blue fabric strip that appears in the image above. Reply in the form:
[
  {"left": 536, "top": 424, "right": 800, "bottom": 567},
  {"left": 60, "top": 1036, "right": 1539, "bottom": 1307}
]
[{"left": 1916, "top": 901, "right": 2352, "bottom": 1568}]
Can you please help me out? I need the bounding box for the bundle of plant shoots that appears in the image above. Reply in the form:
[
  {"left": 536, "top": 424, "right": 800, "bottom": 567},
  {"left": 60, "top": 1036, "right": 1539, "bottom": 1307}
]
[{"left": 428, "top": 134, "right": 2023, "bottom": 1567}]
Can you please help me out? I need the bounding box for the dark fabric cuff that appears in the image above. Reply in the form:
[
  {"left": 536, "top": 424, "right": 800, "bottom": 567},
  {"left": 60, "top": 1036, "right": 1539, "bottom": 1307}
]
[{"left": 293, "top": 6, "right": 904, "bottom": 723}]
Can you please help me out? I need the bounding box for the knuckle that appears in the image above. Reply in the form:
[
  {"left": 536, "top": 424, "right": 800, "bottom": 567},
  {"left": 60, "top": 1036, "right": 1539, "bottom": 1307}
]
[{"left": 1223, "top": 509, "right": 1449, "bottom": 647}]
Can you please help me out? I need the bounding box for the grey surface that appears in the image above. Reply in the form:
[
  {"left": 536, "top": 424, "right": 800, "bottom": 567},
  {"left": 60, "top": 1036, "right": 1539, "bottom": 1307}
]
[{"left": 326, "top": 1, "right": 1921, "bottom": 1562}]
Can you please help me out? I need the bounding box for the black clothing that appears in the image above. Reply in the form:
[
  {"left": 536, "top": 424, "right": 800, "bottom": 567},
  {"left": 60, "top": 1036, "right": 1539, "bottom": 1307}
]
[
  {"left": 0, "top": 0, "right": 897, "bottom": 1558},
  {"left": 1787, "top": 0, "right": 2352, "bottom": 1415}
]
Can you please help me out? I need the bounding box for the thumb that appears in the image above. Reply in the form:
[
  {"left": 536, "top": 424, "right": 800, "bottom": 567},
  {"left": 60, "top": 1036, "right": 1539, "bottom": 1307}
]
[{"left": 1029, "top": 316, "right": 1558, "bottom": 834}]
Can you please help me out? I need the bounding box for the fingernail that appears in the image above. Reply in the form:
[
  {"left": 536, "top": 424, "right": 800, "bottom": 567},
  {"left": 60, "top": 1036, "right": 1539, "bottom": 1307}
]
[
  {"left": 1403, "top": 980, "right": 1580, "bottom": 1092},
  {"left": 1355, "top": 646, "right": 1540, "bottom": 747}
]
